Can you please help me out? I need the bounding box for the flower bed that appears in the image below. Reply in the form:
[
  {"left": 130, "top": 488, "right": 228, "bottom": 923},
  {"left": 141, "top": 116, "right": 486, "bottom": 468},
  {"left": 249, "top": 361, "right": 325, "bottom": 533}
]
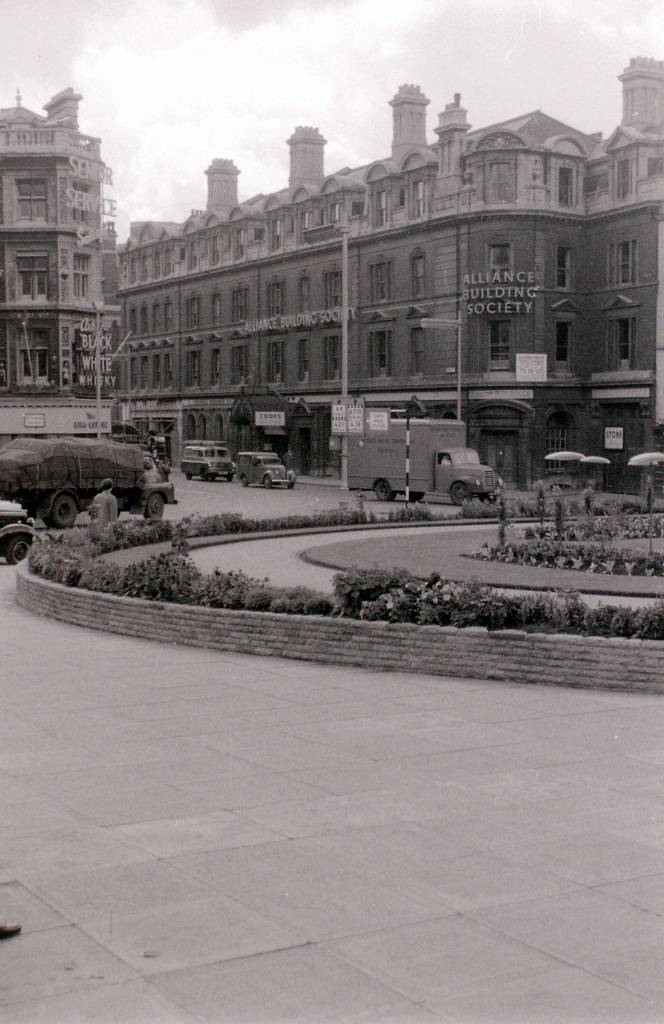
[
  {"left": 470, "top": 537, "right": 664, "bottom": 577},
  {"left": 27, "top": 524, "right": 664, "bottom": 641}
]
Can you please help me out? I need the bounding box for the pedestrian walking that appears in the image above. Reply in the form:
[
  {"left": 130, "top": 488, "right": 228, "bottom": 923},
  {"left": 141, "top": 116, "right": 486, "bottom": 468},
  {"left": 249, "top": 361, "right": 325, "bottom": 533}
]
[{"left": 90, "top": 478, "right": 118, "bottom": 526}]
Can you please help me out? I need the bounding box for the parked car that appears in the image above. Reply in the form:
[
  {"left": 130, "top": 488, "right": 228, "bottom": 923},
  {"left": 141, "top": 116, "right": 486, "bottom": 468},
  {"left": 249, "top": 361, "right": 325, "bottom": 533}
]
[
  {"left": 0, "top": 501, "right": 37, "bottom": 564},
  {"left": 180, "top": 442, "right": 235, "bottom": 481},
  {"left": 236, "top": 451, "right": 296, "bottom": 489}
]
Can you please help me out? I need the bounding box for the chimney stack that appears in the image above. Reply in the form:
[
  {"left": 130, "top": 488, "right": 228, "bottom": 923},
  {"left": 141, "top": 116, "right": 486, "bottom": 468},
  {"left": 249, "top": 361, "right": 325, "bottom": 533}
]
[
  {"left": 389, "top": 84, "right": 430, "bottom": 163},
  {"left": 43, "top": 87, "right": 82, "bottom": 128},
  {"left": 619, "top": 56, "right": 664, "bottom": 126},
  {"left": 205, "top": 159, "right": 240, "bottom": 217},
  {"left": 287, "top": 126, "right": 326, "bottom": 191}
]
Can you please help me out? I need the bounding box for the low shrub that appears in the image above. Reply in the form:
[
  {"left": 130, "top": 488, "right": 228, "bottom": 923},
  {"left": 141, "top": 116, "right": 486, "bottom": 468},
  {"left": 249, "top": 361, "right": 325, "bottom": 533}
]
[
  {"left": 334, "top": 566, "right": 419, "bottom": 617},
  {"left": 192, "top": 568, "right": 264, "bottom": 609},
  {"left": 121, "top": 552, "right": 203, "bottom": 603}
]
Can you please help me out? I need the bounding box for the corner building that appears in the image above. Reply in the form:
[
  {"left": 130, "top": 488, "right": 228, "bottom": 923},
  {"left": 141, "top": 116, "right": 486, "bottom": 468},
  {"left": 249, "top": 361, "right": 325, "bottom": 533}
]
[
  {"left": 118, "top": 58, "right": 664, "bottom": 490},
  {"left": 0, "top": 88, "right": 119, "bottom": 443}
]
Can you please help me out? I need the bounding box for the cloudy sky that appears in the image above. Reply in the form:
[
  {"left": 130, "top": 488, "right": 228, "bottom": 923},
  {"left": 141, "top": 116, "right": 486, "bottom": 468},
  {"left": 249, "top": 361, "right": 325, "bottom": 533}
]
[{"left": 3, "top": 0, "right": 662, "bottom": 239}]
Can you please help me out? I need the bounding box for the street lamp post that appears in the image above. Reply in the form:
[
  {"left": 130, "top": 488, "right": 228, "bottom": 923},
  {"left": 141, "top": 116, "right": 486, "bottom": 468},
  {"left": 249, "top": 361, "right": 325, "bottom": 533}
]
[
  {"left": 420, "top": 315, "right": 462, "bottom": 422},
  {"left": 303, "top": 221, "right": 351, "bottom": 487},
  {"left": 340, "top": 224, "right": 350, "bottom": 490},
  {"left": 93, "top": 301, "right": 104, "bottom": 438}
]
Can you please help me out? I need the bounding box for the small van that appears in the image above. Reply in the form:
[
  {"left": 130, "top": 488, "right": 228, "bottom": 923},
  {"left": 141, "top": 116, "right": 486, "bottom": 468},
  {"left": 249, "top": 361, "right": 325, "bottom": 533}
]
[
  {"left": 236, "top": 451, "right": 295, "bottom": 489},
  {"left": 180, "top": 442, "right": 235, "bottom": 481}
]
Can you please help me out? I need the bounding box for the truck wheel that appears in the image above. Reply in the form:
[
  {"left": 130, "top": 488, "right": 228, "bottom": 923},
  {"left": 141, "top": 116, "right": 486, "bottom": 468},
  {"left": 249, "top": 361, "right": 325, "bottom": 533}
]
[
  {"left": 240, "top": 475, "right": 249, "bottom": 487},
  {"left": 185, "top": 473, "right": 192, "bottom": 480},
  {"left": 449, "top": 481, "right": 468, "bottom": 505},
  {"left": 48, "top": 494, "right": 78, "bottom": 529},
  {"left": 5, "top": 534, "right": 33, "bottom": 564},
  {"left": 144, "top": 492, "right": 165, "bottom": 520},
  {"left": 374, "top": 479, "right": 394, "bottom": 502}
]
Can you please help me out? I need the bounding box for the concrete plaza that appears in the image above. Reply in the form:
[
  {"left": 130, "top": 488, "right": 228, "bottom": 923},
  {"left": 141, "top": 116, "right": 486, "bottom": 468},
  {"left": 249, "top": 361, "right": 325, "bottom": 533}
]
[{"left": 5, "top": 565, "right": 664, "bottom": 1022}]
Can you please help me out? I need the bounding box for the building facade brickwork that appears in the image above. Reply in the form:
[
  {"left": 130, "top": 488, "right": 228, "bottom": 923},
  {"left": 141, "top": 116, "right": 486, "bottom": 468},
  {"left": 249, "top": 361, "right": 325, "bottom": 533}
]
[
  {"left": 117, "top": 59, "right": 664, "bottom": 489},
  {"left": 0, "top": 88, "right": 118, "bottom": 444}
]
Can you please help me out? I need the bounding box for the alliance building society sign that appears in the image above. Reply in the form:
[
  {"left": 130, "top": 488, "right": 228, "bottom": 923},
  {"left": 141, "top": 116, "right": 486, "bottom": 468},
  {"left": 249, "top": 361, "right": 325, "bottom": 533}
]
[{"left": 463, "top": 270, "right": 538, "bottom": 316}]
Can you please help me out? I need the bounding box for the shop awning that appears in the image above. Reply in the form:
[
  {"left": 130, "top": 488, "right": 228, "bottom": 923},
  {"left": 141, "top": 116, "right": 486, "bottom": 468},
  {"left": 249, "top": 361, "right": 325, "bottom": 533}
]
[{"left": 230, "top": 393, "right": 288, "bottom": 427}]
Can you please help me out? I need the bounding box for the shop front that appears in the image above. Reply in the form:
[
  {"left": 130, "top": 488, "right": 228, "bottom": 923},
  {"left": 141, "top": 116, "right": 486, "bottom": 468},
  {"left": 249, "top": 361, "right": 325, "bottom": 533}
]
[{"left": 229, "top": 393, "right": 289, "bottom": 459}]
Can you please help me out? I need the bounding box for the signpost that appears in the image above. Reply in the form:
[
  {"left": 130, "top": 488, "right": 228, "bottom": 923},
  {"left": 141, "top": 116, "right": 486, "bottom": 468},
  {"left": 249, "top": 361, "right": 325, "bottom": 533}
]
[{"left": 331, "top": 397, "right": 364, "bottom": 436}]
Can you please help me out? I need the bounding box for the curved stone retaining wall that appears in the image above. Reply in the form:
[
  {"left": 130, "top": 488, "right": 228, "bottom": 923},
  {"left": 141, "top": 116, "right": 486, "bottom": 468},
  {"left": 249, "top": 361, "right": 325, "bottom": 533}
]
[{"left": 16, "top": 563, "right": 664, "bottom": 693}]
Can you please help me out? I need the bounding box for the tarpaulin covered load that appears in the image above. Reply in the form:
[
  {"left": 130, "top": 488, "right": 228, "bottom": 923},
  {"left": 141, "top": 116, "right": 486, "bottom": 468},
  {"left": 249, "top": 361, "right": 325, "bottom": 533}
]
[{"left": 0, "top": 437, "right": 144, "bottom": 493}]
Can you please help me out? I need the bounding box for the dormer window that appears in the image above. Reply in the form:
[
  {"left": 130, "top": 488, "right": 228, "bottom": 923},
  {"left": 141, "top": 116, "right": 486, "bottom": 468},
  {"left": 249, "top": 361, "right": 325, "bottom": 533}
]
[
  {"left": 234, "top": 227, "right": 246, "bottom": 259},
  {"left": 558, "top": 167, "right": 573, "bottom": 207},
  {"left": 374, "top": 189, "right": 388, "bottom": 226},
  {"left": 270, "top": 218, "right": 282, "bottom": 251},
  {"left": 488, "top": 162, "right": 515, "bottom": 203},
  {"left": 616, "top": 158, "right": 632, "bottom": 199},
  {"left": 413, "top": 180, "right": 425, "bottom": 217}
]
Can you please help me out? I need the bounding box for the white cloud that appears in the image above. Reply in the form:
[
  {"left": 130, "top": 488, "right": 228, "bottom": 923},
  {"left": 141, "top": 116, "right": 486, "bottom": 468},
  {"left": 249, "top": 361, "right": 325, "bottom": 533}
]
[{"left": 3, "top": 0, "right": 663, "bottom": 240}]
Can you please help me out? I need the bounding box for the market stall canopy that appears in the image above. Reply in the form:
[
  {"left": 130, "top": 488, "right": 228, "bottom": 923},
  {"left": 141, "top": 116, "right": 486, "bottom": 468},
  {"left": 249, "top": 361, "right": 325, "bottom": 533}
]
[
  {"left": 627, "top": 452, "right": 664, "bottom": 466},
  {"left": 580, "top": 456, "right": 611, "bottom": 465},
  {"left": 544, "top": 451, "right": 585, "bottom": 462}
]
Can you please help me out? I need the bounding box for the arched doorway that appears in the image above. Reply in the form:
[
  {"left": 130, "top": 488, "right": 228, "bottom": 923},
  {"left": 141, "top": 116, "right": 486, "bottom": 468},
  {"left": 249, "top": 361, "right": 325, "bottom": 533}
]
[
  {"left": 184, "top": 413, "right": 196, "bottom": 441},
  {"left": 468, "top": 401, "right": 534, "bottom": 489}
]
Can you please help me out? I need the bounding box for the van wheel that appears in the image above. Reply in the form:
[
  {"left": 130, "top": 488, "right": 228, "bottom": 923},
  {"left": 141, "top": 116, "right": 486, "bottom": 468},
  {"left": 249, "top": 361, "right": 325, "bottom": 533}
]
[
  {"left": 409, "top": 491, "right": 425, "bottom": 503},
  {"left": 374, "top": 479, "right": 394, "bottom": 502},
  {"left": 144, "top": 492, "right": 165, "bottom": 520},
  {"left": 5, "top": 534, "right": 33, "bottom": 564},
  {"left": 225, "top": 473, "right": 234, "bottom": 482},
  {"left": 263, "top": 475, "right": 273, "bottom": 488},
  {"left": 240, "top": 475, "right": 249, "bottom": 487},
  {"left": 449, "top": 481, "right": 468, "bottom": 505},
  {"left": 48, "top": 494, "right": 78, "bottom": 529},
  {"left": 185, "top": 473, "right": 192, "bottom": 480}
]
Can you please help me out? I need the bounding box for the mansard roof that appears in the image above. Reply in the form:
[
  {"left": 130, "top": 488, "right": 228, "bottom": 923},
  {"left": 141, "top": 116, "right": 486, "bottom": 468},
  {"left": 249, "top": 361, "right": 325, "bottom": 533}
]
[{"left": 468, "top": 110, "right": 594, "bottom": 152}]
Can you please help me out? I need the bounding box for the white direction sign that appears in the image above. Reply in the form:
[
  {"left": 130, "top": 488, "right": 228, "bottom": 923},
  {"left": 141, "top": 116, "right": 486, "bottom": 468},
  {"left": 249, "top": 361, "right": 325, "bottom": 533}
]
[
  {"left": 331, "top": 403, "right": 347, "bottom": 435},
  {"left": 347, "top": 399, "right": 365, "bottom": 434},
  {"left": 367, "top": 410, "right": 389, "bottom": 432}
]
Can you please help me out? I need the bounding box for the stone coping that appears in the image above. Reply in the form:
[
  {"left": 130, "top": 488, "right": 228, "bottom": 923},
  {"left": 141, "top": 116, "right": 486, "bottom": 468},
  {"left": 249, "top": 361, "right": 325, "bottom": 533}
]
[{"left": 15, "top": 558, "right": 664, "bottom": 694}]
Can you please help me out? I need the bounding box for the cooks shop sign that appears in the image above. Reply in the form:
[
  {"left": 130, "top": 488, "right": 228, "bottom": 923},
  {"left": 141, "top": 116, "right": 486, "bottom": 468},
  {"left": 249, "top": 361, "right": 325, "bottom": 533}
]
[{"left": 463, "top": 270, "right": 538, "bottom": 315}]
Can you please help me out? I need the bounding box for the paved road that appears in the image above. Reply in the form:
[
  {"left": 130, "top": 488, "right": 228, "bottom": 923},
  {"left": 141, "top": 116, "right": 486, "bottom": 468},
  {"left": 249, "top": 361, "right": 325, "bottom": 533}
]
[
  {"left": 5, "top": 564, "right": 664, "bottom": 1021},
  {"left": 189, "top": 524, "right": 662, "bottom": 608}
]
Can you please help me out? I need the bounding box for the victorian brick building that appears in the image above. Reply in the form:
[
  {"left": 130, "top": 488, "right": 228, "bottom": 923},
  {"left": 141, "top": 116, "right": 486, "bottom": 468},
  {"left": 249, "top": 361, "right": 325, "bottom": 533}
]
[
  {"left": 0, "top": 87, "right": 118, "bottom": 445},
  {"left": 118, "top": 57, "right": 664, "bottom": 490}
]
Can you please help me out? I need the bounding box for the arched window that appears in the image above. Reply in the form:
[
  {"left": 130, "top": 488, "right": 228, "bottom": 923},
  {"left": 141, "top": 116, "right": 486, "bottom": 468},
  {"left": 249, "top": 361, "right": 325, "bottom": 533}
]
[
  {"left": 197, "top": 413, "right": 207, "bottom": 438},
  {"left": 185, "top": 413, "right": 196, "bottom": 440},
  {"left": 214, "top": 413, "right": 224, "bottom": 441}
]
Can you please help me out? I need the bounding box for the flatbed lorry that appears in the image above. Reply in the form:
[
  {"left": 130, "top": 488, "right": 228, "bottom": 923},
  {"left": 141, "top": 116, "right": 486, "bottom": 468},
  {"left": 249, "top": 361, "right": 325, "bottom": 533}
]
[
  {"left": 347, "top": 419, "right": 497, "bottom": 504},
  {"left": 0, "top": 437, "right": 176, "bottom": 528}
]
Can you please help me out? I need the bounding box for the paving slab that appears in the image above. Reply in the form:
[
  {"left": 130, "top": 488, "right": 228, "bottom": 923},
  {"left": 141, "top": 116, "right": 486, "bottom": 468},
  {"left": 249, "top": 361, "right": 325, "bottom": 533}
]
[{"left": 6, "top": 562, "right": 664, "bottom": 1022}]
